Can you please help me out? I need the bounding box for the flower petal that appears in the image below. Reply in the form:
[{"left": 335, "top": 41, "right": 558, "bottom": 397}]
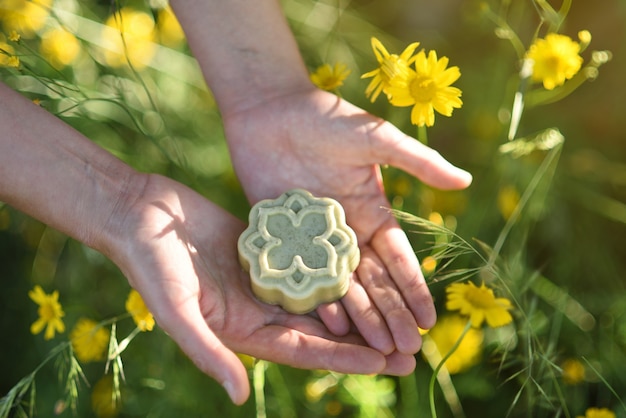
[
  {"left": 31, "top": 317, "right": 46, "bottom": 335},
  {"left": 470, "top": 309, "right": 485, "bottom": 328},
  {"left": 371, "top": 37, "right": 389, "bottom": 63},
  {"left": 485, "top": 308, "right": 513, "bottom": 328},
  {"left": 44, "top": 322, "right": 56, "bottom": 340},
  {"left": 28, "top": 285, "right": 46, "bottom": 304},
  {"left": 410, "top": 102, "right": 435, "bottom": 127},
  {"left": 400, "top": 41, "right": 420, "bottom": 62},
  {"left": 436, "top": 66, "right": 461, "bottom": 86}
]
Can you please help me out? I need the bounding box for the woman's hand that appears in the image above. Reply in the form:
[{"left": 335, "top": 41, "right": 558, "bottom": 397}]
[
  {"left": 104, "top": 173, "right": 412, "bottom": 404},
  {"left": 223, "top": 88, "right": 472, "bottom": 361}
]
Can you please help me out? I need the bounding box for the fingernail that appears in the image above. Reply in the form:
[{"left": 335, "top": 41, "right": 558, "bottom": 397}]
[{"left": 223, "top": 380, "right": 237, "bottom": 403}]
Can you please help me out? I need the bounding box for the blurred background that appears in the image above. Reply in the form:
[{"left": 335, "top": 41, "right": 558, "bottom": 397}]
[{"left": 1, "top": 0, "right": 625, "bottom": 417}]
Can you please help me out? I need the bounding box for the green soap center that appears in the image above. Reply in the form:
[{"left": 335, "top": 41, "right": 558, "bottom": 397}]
[{"left": 265, "top": 212, "right": 328, "bottom": 270}]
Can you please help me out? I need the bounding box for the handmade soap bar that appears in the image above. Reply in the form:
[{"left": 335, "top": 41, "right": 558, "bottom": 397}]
[{"left": 238, "top": 189, "right": 360, "bottom": 314}]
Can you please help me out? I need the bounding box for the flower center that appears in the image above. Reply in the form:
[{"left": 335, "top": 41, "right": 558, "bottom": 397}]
[
  {"left": 410, "top": 75, "right": 437, "bottom": 103},
  {"left": 321, "top": 76, "right": 341, "bottom": 89},
  {"left": 39, "top": 302, "right": 56, "bottom": 320},
  {"left": 464, "top": 286, "right": 494, "bottom": 309},
  {"left": 543, "top": 53, "right": 562, "bottom": 73}
]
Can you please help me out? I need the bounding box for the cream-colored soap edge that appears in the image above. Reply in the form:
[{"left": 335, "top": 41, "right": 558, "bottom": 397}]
[{"left": 251, "top": 275, "right": 351, "bottom": 314}]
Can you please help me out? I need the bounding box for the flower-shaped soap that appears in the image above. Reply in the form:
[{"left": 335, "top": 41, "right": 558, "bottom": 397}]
[{"left": 238, "top": 189, "right": 360, "bottom": 314}]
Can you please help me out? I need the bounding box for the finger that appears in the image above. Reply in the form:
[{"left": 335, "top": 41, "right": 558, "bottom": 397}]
[
  {"left": 316, "top": 300, "right": 351, "bottom": 336},
  {"left": 154, "top": 295, "right": 250, "bottom": 405},
  {"left": 245, "top": 324, "right": 386, "bottom": 375},
  {"left": 382, "top": 351, "right": 418, "bottom": 376},
  {"left": 341, "top": 273, "right": 396, "bottom": 355},
  {"left": 366, "top": 120, "right": 472, "bottom": 190},
  {"left": 372, "top": 219, "right": 437, "bottom": 330},
  {"left": 357, "top": 247, "right": 423, "bottom": 355}
]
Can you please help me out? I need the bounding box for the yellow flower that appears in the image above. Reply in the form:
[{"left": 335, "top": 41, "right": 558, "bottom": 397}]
[
  {"left": 561, "top": 358, "right": 585, "bottom": 385},
  {"left": 237, "top": 353, "right": 256, "bottom": 369},
  {"left": 497, "top": 185, "right": 520, "bottom": 220},
  {"left": 0, "top": 39, "right": 15, "bottom": 67},
  {"left": 424, "top": 314, "right": 483, "bottom": 374},
  {"left": 361, "top": 37, "right": 419, "bottom": 102},
  {"left": 446, "top": 281, "right": 513, "bottom": 328},
  {"left": 525, "top": 33, "right": 584, "bottom": 90},
  {"left": 7, "top": 55, "right": 19, "bottom": 67},
  {"left": 28, "top": 285, "right": 65, "bottom": 340},
  {"left": 0, "top": 0, "right": 52, "bottom": 38},
  {"left": 387, "top": 49, "right": 462, "bottom": 127},
  {"left": 70, "top": 318, "right": 110, "bottom": 363},
  {"left": 421, "top": 255, "right": 437, "bottom": 275},
  {"left": 305, "top": 372, "right": 340, "bottom": 403},
  {"left": 156, "top": 6, "right": 185, "bottom": 48},
  {"left": 9, "top": 30, "right": 21, "bottom": 42},
  {"left": 40, "top": 28, "right": 80, "bottom": 69},
  {"left": 578, "top": 30, "right": 592, "bottom": 49},
  {"left": 101, "top": 8, "right": 156, "bottom": 69},
  {"left": 125, "top": 289, "right": 155, "bottom": 332},
  {"left": 577, "top": 408, "right": 616, "bottom": 418},
  {"left": 91, "top": 375, "right": 121, "bottom": 418},
  {"left": 325, "top": 401, "right": 343, "bottom": 416},
  {"left": 310, "top": 63, "right": 351, "bottom": 92}
]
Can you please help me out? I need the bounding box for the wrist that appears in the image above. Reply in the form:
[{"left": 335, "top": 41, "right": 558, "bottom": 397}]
[
  {"left": 89, "top": 170, "right": 150, "bottom": 259},
  {"left": 213, "top": 70, "right": 314, "bottom": 118},
  {"left": 170, "top": 0, "right": 314, "bottom": 116}
]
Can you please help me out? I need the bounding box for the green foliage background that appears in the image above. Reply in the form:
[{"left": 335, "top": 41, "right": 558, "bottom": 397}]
[{"left": 1, "top": 0, "right": 626, "bottom": 417}]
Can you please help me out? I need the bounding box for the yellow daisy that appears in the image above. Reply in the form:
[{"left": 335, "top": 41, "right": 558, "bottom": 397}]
[
  {"left": 0, "top": 41, "right": 16, "bottom": 68},
  {"left": 361, "top": 37, "right": 420, "bottom": 102},
  {"left": 7, "top": 55, "right": 20, "bottom": 68},
  {"left": 0, "top": 0, "right": 52, "bottom": 38},
  {"left": 156, "top": 6, "right": 185, "bottom": 48},
  {"left": 101, "top": 7, "right": 156, "bottom": 69},
  {"left": 387, "top": 49, "right": 463, "bottom": 127},
  {"left": 70, "top": 318, "right": 110, "bottom": 363},
  {"left": 424, "top": 314, "right": 484, "bottom": 374},
  {"left": 497, "top": 185, "right": 520, "bottom": 221},
  {"left": 29, "top": 286, "right": 65, "bottom": 340},
  {"left": 561, "top": 358, "right": 585, "bottom": 385},
  {"left": 40, "top": 28, "right": 80, "bottom": 69},
  {"left": 91, "top": 375, "right": 121, "bottom": 418},
  {"left": 577, "top": 408, "right": 616, "bottom": 418},
  {"left": 421, "top": 256, "right": 437, "bottom": 275},
  {"left": 310, "top": 63, "right": 351, "bottom": 92},
  {"left": 525, "top": 33, "right": 584, "bottom": 90},
  {"left": 125, "top": 289, "right": 155, "bottom": 332},
  {"left": 446, "top": 281, "right": 513, "bottom": 328},
  {"left": 9, "top": 31, "right": 21, "bottom": 42}
]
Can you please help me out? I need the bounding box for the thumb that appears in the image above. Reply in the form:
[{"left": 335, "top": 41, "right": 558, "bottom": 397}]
[
  {"left": 367, "top": 120, "right": 472, "bottom": 190},
  {"left": 157, "top": 298, "right": 250, "bottom": 405}
]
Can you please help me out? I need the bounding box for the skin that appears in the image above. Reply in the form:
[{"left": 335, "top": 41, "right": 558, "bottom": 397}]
[{"left": 1, "top": 0, "right": 472, "bottom": 406}]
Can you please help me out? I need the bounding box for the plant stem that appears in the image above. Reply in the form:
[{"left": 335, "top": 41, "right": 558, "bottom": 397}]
[
  {"left": 429, "top": 320, "right": 472, "bottom": 418},
  {"left": 399, "top": 374, "right": 419, "bottom": 418},
  {"left": 253, "top": 360, "right": 267, "bottom": 418},
  {"left": 417, "top": 125, "right": 428, "bottom": 145},
  {"left": 488, "top": 142, "right": 562, "bottom": 268}
]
